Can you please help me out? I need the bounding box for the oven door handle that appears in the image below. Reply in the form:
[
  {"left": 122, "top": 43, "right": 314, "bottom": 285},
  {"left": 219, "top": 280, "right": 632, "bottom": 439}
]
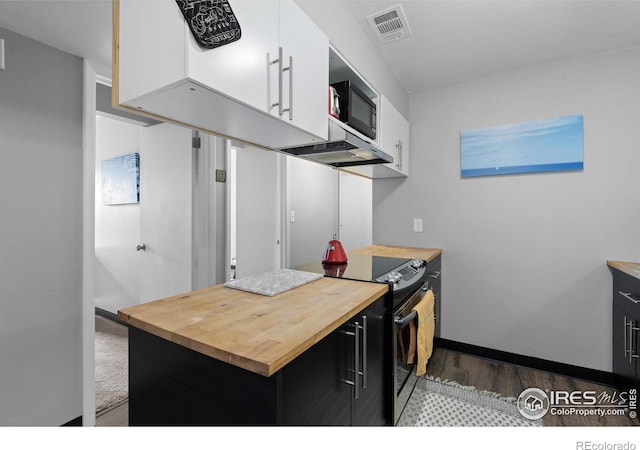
[
  {"left": 394, "top": 281, "right": 430, "bottom": 329},
  {"left": 394, "top": 310, "right": 417, "bottom": 329}
]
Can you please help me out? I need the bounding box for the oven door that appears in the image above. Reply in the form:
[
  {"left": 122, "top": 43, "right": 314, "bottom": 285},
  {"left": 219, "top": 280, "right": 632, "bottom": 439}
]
[{"left": 393, "top": 281, "right": 430, "bottom": 424}]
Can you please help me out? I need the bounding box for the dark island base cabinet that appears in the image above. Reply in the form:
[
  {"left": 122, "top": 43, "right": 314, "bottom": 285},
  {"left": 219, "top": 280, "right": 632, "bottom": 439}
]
[
  {"left": 610, "top": 268, "right": 640, "bottom": 392},
  {"left": 128, "top": 293, "right": 393, "bottom": 426}
]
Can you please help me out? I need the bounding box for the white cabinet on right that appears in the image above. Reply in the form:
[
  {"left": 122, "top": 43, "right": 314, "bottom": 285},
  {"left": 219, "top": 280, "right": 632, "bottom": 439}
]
[{"left": 377, "top": 95, "right": 410, "bottom": 177}]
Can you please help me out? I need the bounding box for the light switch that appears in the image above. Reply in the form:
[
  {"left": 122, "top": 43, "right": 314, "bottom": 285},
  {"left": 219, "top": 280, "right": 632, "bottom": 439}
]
[
  {"left": 290, "top": 210, "right": 296, "bottom": 223},
  {"left": 413, "top": 218, "right": 423, "bottom": 233},
  {"left": 0, "top": 39, "right": 5, "bottom": 70}
]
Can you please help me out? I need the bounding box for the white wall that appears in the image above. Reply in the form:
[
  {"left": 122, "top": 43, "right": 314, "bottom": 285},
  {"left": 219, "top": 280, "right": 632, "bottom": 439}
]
[
  {"left": 373, "top": 47, "right": 640, "bottom": 372},
  {"left": 95, "top": 116, "right": 142, "bottom": 313},
  {"left": 229, "top": 143, "right": 281, "bottom": 279},
  {"left": 0, "top": 27, "right": 83, "bottom": 425},
  {"left": 287, "top": 156, "right": 340, "bottom": 268},
  {"left": 339, "top": 171, "right": 373, "bottom": 252}
]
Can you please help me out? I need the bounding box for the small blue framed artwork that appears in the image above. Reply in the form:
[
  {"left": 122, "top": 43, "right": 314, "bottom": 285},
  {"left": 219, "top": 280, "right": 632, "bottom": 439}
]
[
  {"left": 460, "top": 115, "right": 584, "bottom": 178},
  {"left": 101, "top": 153, "right": 140, "bottom": 205}
]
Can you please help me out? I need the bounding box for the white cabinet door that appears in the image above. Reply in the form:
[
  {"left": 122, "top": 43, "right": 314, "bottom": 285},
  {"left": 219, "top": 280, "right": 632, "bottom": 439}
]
[
  {"left": 378, "top": 95, "right": 410, "bottom": 176},
  {"left": 278, "top": 0, "right": 329, "bottom": 140},
  {"left": 187, "top": 0, "right": 279, "bottom": 114},
  {"left": 117, "top": 0, "right": 328, "bottom": 149},
  {"left": 118, "top": 0, "right": 187, "bottom": 104}
]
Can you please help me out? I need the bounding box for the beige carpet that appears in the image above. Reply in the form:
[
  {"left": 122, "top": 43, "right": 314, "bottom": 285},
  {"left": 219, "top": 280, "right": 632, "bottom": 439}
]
[{"left": 95, "top": 315, "right": 128, "bottom": 415}]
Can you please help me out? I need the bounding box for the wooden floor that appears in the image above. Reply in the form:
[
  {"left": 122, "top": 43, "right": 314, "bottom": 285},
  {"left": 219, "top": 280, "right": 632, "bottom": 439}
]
[
  {"left": 424, "top": 346, "right": 637, "bottom": 426},
  {"left": 96, "top": 346, "right": 638, "bottom": 427}
]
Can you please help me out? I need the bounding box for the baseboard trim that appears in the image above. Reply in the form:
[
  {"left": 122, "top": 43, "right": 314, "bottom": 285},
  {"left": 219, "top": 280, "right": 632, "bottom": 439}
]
[
  {"left": 95, "top": 307, "right": 128, "bottom": 327},
  {"left": 435, "top": 338, "right": 615, "bottom": 387}
]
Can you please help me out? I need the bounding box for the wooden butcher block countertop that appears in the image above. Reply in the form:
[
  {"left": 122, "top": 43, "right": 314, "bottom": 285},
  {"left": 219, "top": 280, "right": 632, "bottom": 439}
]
[
  {"left": 117, "top": 277, "right": 388, "bottom": 377},
  {"left": 608, "top": 260, "right": 640, "bottom": 280},
  {"left": 351, "top": 245, "right": 442, "bottom": 263}
]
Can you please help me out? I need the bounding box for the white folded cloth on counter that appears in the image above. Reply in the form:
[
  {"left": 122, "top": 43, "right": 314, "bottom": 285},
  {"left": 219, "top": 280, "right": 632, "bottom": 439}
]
[{"left": 224, "top": 269, "right": 323, "bottom": 296}]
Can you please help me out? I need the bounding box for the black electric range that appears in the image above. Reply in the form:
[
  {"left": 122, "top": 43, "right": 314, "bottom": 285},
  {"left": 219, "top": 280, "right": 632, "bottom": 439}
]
[{"left": 296, "top": 254, "right": 428, "bottom": 310}]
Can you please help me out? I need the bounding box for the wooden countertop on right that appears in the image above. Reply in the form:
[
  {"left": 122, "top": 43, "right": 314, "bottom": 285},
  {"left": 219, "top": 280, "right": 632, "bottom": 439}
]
[
  {"left": 608, "top": 260, "right": 640, "bottom": 281},
  {"left": 351, "top": 245, "right": 442, "bottom": 262}
]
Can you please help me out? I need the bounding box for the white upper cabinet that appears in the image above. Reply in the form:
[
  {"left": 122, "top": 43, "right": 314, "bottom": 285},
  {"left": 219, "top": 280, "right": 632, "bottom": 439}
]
[
  {"left": 338, "top": 94, "right": 409, "bottom": 179},
  {"left": 115, "top": 0, "right": 328, "bottom": 149},
  {"left": 377, "top": 95, "right": 410, "bottom": 177},
  {"left": 278, "top": 0, "right": 329, "bottom": 140},
  {"left": 186, "top": 1, "right": 279, "bottom": 114}
]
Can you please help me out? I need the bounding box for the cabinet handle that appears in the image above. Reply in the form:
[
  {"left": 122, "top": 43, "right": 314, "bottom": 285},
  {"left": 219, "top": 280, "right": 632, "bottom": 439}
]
[
  {"left": 269, "top": 47, "right": 284, "bottom": 117},
  {"left": 344, "top": 321, "right": 360, "bottom": 400},
  {"left": 353, "top": 320, "right": 360, "bottom": 400},
  {"left": 359, "top": 315, "right": 367, "bottom": 390},
  {"left": 625, "top": 316, "right": 640, "bottom": 362},
  {"left": 619, "top": 291, "right": 640, "bottom": 304},
  {"left": 396, "top": 140, "right": 403, "bottom": 171},
  {"left": 282, "top": 55, "right": 293, "bottom": 121},
  {"left": 631, "top": 319, "right": 640, "bottom": 362},
  {"left": 624, "top": 315, "right": 629, "bottom": 360},
  {"left": 429, "top": 271, "right": 441, "bottom": 279},
  {"left": 269, "top": 48, "right": 293, "bottom": 120}
]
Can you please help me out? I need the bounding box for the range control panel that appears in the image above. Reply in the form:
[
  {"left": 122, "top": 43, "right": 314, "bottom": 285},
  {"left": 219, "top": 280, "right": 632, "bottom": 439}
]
[{"left": 375, "top": 259, "right": 426, "bottom": 291}]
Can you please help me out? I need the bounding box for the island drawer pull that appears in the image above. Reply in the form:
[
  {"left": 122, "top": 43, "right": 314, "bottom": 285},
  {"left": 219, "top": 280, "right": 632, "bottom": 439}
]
[
  {"left": 359, "top": 316, "right": 367, "bottom": 390},
  {"left": 619, "top": 291, "right": 640, "bottom": 304},
  {"left": 343, "top": 321, "right": 360, "bottom": 400},
  {"left": 429, "top": 271, "right": 441, "bottom": 279}
]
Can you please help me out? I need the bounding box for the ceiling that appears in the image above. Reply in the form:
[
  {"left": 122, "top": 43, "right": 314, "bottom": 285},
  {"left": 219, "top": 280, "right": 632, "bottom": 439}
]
[{"left": 0, "top": 1, "right": 640, "bottom": 93}]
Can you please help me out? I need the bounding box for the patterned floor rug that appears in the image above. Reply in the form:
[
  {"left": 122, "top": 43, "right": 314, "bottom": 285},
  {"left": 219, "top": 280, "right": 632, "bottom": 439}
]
[
  {"left": 397, "top": 377, "right": 543, "bottom": 427},
  {"left": 95, "top": 315, "right": 128, "bottom": 415}
]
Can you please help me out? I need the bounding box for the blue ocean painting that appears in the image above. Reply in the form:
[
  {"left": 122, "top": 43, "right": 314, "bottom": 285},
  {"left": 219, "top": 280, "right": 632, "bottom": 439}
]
[
  {"left": 460, "top": 115, "right": 584, "bottom": 178},
  {"left": 101, "top": 153, "right": 140, "bottom": 205}
]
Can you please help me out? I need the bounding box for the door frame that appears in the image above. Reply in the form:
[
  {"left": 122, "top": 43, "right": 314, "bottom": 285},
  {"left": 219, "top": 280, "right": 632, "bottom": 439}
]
[
  {"left": 225, "top": 140, "right": 286, "bottom": 281},
  {"left": 81, "top": 60, "right": 97, "bottom": 427},
  {"left": 82, "top": 64, "right": 223, "bottom": 426}
]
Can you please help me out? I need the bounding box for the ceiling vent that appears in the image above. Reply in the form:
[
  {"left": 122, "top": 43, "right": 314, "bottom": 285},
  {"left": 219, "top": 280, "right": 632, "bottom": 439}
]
[{"left": 367, "top": 4, "right": 412, "bottom": 43}]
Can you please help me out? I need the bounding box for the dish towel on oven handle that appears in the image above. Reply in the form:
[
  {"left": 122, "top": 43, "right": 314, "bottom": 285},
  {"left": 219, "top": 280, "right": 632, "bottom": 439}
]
[{"left": 407, "top": 289, "right": 435, "bottom": 376}]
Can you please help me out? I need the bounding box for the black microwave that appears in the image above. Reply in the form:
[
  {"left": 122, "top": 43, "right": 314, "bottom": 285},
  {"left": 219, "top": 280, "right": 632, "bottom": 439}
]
[{"left": 330, "top": 80, "right": 377, "bottom": 140}]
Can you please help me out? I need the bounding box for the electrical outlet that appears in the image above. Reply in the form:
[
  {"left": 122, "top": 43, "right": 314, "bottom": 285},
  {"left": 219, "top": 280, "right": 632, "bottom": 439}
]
[
  {"left": 290, "top": 210, "right": 296, "bottom": 223},
  {"left": 413, "top": 218, "right": 423, "bottom": 233}
]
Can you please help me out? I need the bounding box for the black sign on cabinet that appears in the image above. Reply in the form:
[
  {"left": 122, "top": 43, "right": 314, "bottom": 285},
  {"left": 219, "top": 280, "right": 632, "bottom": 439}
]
[{"left": 175, "top": 0, "right": 242, "bottom": 49}]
